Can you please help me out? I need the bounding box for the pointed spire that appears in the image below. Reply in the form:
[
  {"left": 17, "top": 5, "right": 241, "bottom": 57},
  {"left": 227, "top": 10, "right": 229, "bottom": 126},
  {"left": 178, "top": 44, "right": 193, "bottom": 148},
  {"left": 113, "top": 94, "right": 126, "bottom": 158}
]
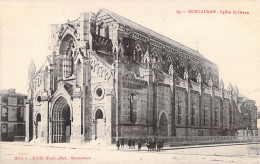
[
  {"left": 28, "top": 59, "right": 36, "bottom": 81},
  {"left": 227, "top": 82, "right": 233, "bottom": 93},
  {"left": 29, "top": 59, "right": 36, "bottom": 69},
  {"left": 219, "top": 79, "right": 224, "bottom": 89},
  {"left": 234, "top": 84, "right": 239, "bottom": 94}
]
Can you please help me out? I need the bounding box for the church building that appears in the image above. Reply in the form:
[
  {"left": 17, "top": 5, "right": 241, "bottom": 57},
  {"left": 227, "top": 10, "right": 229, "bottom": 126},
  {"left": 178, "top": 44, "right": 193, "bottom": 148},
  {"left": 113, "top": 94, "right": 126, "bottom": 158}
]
[{"left": 26, "top": 8, "right": 257, "bottom": 144}]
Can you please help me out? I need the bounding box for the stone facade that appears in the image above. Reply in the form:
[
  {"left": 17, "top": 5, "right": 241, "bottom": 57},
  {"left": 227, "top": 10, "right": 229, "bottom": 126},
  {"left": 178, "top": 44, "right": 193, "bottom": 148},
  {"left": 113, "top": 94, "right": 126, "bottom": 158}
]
[
  {"left": 0, "top": 89, "right": 27, "bottom": 141},
  {"left": 26, "top": 8, "right": 257, "bottom": 144}
]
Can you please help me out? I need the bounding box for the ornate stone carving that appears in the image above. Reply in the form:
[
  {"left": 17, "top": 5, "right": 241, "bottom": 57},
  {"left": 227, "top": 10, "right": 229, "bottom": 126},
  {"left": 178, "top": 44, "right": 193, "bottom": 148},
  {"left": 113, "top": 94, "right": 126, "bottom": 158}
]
[
  {"left": 169, "top": 64, "right": 174, "bottom": 76},
  {"left": 184, "top": 69, "right": 188, "bottom": 80},
  {"left": 208, "top": 77, "right": 213, "bottom": 88},
  {"left": 219, "top": 79, "right": 224, "bottom": 90},
  {"left": 197, "top": 73, "right": 201, "bottom": 84}
]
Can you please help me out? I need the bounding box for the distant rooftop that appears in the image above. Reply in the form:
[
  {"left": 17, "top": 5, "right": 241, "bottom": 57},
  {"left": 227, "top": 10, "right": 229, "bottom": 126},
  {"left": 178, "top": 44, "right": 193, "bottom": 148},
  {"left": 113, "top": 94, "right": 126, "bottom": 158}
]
[{"left": 0, "top": 88, "right": 27, "bottom": 97}]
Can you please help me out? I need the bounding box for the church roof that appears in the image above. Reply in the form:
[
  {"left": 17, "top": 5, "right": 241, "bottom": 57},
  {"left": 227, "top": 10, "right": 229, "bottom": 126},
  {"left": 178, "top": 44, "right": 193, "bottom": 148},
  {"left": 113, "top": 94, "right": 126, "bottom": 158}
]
[{"left": 100, "top": 8, "right": 206, "bottom": 60}]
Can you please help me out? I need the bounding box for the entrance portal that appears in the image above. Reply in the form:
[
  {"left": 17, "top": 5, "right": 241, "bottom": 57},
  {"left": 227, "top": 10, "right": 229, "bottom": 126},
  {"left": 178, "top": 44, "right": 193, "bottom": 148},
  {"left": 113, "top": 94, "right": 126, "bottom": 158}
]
[
  {"left": 36, "top": 113, "right": 41, "bottom": 139},
  {"left": 158, "top": 112, "right": 168, "bottom": 136},
  {"left": 95, "top": 109, "right": 105, "bottom": 139},
  {"left": 52, "top": 97, "right": 71, "bottom": 143}
]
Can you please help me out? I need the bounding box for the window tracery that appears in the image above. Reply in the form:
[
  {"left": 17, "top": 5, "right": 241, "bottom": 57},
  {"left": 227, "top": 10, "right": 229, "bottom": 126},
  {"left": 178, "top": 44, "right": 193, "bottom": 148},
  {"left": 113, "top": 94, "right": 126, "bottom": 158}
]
[
  {"left": 165, "top": 56, "right": 174, "bottom": 75},
  {"left": 133, "top": 44, "right": 143, "bottom": 63},
  {"left": 178, "top": 61, "right": 185, "bottom": 78},
  {"left": 151, "top": 51, "right": 160, "bottom": 69},
  {"left": 190, "top": 65, "right": 197, "bottom": 82}
]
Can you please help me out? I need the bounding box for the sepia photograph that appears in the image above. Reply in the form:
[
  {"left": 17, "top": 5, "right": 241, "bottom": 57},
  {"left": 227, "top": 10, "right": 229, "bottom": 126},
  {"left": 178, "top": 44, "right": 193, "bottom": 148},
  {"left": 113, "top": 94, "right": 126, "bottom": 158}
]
[{"left": 0, "top": 0, "right": 260, "bottom": 163}]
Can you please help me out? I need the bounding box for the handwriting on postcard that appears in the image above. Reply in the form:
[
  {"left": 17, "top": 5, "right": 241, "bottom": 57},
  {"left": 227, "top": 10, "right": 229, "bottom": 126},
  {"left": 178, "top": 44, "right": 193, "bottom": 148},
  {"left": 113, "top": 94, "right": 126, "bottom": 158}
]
[
  {"left": 14, "top": 156, "right": 91, "bottom": 161},
  {"left": 176, "top": 10, "right": 249, "bottom": 15}
]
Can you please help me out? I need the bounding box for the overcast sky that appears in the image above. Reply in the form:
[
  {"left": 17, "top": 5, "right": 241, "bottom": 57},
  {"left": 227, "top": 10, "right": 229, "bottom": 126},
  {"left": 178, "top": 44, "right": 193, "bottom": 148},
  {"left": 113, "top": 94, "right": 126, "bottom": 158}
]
[{"left": 0, "top": 0, "right": 259, "bottom": 106}]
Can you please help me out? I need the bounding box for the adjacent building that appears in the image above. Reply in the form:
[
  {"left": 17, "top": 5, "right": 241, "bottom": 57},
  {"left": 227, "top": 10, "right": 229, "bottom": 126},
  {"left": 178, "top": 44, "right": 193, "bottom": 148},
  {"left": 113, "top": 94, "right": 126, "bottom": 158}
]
[
  {"left": 0, "top": 89, "right": 27, "bottom": 141},
  {"left": 26, "top": 8, "right": 258, "bottom": 144}
]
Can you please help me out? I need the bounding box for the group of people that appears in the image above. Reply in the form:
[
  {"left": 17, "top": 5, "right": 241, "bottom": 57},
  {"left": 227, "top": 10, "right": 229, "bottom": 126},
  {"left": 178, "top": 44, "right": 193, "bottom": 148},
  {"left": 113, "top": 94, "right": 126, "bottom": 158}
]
[
  {"left": 116, "top": 137, "right": 163, "bottom": 152},
  {"left": 146, "top": 138, "right": 163, "bottom": 152},
  {"left": 116, "top": 138, "right": 143, "bottom": 151}
]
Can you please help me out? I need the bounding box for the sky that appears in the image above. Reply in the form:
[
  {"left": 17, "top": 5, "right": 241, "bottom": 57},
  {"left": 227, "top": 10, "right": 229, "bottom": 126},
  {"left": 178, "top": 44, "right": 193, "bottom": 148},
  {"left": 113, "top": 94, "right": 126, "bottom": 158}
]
[{"left": 0, "top": 0, "right": 260, "bottom": 106}]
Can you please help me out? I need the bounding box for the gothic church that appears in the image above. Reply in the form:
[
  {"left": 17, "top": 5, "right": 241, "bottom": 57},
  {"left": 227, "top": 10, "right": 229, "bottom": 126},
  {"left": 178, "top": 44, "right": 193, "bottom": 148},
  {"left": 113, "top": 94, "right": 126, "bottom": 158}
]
[{"left": 26, "top": 8, "right": 257, "bottom": 144}]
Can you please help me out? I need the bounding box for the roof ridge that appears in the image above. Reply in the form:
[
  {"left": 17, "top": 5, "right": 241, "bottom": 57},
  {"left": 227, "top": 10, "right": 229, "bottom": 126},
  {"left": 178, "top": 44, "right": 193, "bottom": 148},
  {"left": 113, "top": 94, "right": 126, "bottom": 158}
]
[{"left": 100, "top": 8, "right": 203, "bottom": 58}]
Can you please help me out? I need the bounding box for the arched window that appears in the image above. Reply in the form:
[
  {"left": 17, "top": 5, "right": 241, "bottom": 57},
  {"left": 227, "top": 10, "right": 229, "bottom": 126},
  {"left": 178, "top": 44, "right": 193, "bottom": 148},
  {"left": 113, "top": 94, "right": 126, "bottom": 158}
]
[
  {"left": 190, "top": 65, "right": 197, "bottom": 82},
  {"left": 60, "top": 35, "right": 76, "bottom": 78},
  {"left": 177, "top": 100, "right": 182, "bottom": 125},
  {"left": 203, "top": 104, "right": 208, "bottom": 127},
  {"left": 151, "top": 51, "right": 160, "bottom": 68},
  {"left": 191, "top": 103, "right": 196, "bottom": 126},
  {"left": 143, "top": 51, "right": 149, "bottom": 68},
  {"left": 133, "top": 44, "right": 143, "bottom": 63},
  {"left": 178, "top": 61, "right": 185, "bottom": 78},
  {"left": 165, "top": 56, "right": 173, "bottom": 74},
  {"left": 214, "top": 106, "right": 218, "bottom": 127},
  {"left": 95, "top": 109, "right": 103, "bottom": 119},
  {"left": 202, "top": 69, "right": 207, "bottom": 84},
  {"left": 129, "top": 93, "right": 136, "bottom": 124}
]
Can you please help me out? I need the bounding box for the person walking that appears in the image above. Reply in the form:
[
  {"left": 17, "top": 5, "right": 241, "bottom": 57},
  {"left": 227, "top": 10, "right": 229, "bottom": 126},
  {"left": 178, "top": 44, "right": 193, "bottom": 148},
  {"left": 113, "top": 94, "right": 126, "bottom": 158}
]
[
  {"left": 138, "top": 139, "right": 142, "bottom": 151},
  {"left": 132, "top": 139, "right": 135, "bottom": 149},
  {"left": 120, "top": 137, "right": 125, "bottom": 148},
  {"left": 116, "top": 138, "right": 120, "bottom": 150},
  {"left": 128, "top": 138, "right": 132, "bottom": 149},
  {"left": 157, "top": 139, "right": 161, "bottom": 152}
]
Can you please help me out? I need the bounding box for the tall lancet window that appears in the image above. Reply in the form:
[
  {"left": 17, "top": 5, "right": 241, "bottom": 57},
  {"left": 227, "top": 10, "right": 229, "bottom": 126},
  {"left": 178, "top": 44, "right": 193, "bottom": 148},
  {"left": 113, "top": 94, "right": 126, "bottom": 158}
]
[
  {"left": 177, "top": 100, "right": 182, "bottom": 125},
  {"left": 166, "top": 56, "right": 174, "bottom": 75},
  {"left": 129, "top": 93, "right": 136, "bottom": 124},
  {"left": 203, "top": 104, "right": 208, "bottom": 127},
  {"left": 178, "top": 61, "right": 185, "bottom": 78},
  {"left": 190, "top": 65, "right": 197, "bottom": 82},
  {"left": 151, "top": 51, "right": 160, "bottom": 69},
  {"left": 191, "top": 103, "right": 196, "bottom": 126},
  {"left": 214, "top": 106, "right": 218, "bottom": 127},
  {"left": 133, "top": 44, "right": 143, "bottom": 63},
  {"left": 59, "top": 34, "right": 76, "bottom": 79},
  {"left": 64, "top": 40, "right": 75, "bottom": 78}
]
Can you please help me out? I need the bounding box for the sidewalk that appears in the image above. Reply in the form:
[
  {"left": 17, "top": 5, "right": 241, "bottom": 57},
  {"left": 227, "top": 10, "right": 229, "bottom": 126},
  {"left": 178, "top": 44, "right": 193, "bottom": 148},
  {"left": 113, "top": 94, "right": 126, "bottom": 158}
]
[{"left": 2, "top": 141, "right": 260, "bottom": 152}]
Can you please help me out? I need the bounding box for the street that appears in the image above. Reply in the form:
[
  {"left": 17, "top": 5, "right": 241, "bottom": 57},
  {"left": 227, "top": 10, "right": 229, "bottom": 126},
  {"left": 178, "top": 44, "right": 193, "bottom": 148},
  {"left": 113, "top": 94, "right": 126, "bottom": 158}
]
[{"left": 0, "top": 142, "right": 259, "bottom": 164}]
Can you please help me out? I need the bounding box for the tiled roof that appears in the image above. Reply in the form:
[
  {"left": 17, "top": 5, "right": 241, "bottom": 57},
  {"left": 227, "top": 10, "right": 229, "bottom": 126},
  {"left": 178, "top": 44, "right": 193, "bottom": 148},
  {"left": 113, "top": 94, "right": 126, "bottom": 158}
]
[{"left": 100, "top": 8, "right": 206, "bottom": 60}]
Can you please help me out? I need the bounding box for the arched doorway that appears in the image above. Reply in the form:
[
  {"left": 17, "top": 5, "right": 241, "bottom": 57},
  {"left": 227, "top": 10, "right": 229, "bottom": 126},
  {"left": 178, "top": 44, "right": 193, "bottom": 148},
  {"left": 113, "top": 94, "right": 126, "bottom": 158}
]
[
  {"left": 52, "top": 97, "right": 71, "bottom": 143},
  {"left": 36, "top": 113, "right": 41, "bottom": 139},
  {"left": 95, "top": 109, "right": 105, "bottom": 139},
  {"left": 158, "top": 112, "right": 168, "bottom": 136}
]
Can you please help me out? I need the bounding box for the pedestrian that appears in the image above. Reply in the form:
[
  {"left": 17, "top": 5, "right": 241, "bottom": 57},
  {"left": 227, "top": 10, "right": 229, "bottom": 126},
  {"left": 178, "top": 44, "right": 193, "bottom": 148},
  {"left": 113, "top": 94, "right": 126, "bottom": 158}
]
[
  {"left": 120, "top": 137, "right": 125, "bottom": 148},
  {"left": 116, "top": 138, "right": 120, "bottom": 150},
  {"left": 132, "top": 139, "right": 135, "bottom": 149},
  {"left": 128, "top": 138, "right": 132, "bottom": 149},
  {"left": 152, "top": 139, "right": 156, "bottom": 151},
  {"left": 138, "top": 139, "right": 142, "bottom": 151},
  {"left": 157, "top": 139, "right": 161, "bottom": 152},
  {"left": 146, "top": 139, "right": 151, "bottom": 152}
]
